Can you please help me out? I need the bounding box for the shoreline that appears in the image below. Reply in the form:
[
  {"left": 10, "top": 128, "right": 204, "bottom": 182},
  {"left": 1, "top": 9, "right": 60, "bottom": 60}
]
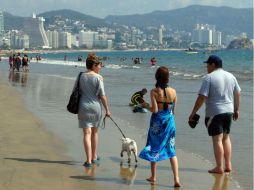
[
  {"left": 0, "top": 67, "right": 245, "bottom": 190},
  {"left": 0, "top": 48, "right": 187, "bottom": 56},
  {"left": 0, "top": 79, "right": 105, "bottom": 190},
  {"left": 1, "top": 47, "right": 252, "bottom": 58}
]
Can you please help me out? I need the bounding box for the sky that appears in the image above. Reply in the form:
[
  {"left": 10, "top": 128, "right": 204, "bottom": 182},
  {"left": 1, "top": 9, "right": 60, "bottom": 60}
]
[{"left": 1, "top": 0, "right": 253, "bottom": 18}]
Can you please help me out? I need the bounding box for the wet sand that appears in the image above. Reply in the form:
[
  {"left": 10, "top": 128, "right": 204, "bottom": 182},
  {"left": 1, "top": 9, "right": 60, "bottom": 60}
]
[
  {"left": 0, "top": 76, "right": 242, "bottom": 190},
  {"left": 0, "top": 79, "right": 104, "bottom": 190}
]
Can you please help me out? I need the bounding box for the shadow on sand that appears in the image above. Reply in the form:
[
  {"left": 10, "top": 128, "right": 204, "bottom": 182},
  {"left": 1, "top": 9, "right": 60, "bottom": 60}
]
[{"left": 4, "top": 157, "right": 80, "bottom": 166}]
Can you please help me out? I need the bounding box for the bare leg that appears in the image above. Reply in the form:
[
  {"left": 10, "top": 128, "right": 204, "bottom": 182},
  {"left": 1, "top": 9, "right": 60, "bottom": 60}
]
[
  {"left": 222, "top": 133, "right": 232, "bottom": 172},
  {"left": 83, "top": 128, "right": 92, "bottom": 163},
  {"left": 146, "top": 162, "right": 157, "bottom": 183},
  {"left": 209, "top": 134, "right": 224, "bottom": 174},
  {"left": 170, "top": 156, "right": 181, "bottom": 187},
  {"left": 91, "top": 127, "right": 98, "bottom": 160}
]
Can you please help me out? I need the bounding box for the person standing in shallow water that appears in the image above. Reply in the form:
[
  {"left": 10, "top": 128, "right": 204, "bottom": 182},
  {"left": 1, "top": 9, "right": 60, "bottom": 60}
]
[
  {"left": 139, "top": 66, "right": 181, "bottom": 187},
  {"left": 72, "top": 53, "right": 111, "bottom": 168},
  {"left": 16, "top": 53, "right": 22, "bottom": 72},
  {"left": 189, "top": 55, "right": 241, "bottom": 174}
]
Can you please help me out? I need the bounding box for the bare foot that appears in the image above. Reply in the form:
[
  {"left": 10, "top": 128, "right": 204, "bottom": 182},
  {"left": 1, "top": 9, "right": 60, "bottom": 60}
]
[
  {"left": 174, "top": 182, "right": 181, "bottom": 188},
  {"left": 146, "top": 177, "right": 156, "bottom": 184},
  {"left": 174, "top": 177, "right": 181, "bottom": 187},
  {"left": 208, "top": 167, "right": 224, "bottom": 174},
  {"left": 224, "top": 168, "right": 232, "bottom": 173}
]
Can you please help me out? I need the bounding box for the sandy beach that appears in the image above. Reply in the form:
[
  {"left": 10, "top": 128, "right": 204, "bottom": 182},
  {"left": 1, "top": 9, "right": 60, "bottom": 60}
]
[
  {"left": 0, "top": 75, "right": 242, "bottom": 190},
  {"left": 0, "top": 79, "right": 105, "bottom": 190}
]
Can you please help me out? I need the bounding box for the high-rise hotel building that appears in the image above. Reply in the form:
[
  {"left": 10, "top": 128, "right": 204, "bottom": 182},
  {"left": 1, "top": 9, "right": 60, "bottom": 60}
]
[
  {"left": 192, "top": 24, "right": 221, "bottom": 46},
  {"left": 23, "top": 13, "right": 49, "bottom": 48},
  {"left": 46, "top": 30, "right": 59, "bottom": 49},
  {"left": 79, "top": 31, "right": 98, "bottom": 48},
  {"left": 58, "top": 32, "right": 72, "bottom": 48},
  {"left": 0, "top": 11, "right": 4, "bottom": 35},
  {"left": 158, "top": 25, "right": 165, "bottom": 45}
]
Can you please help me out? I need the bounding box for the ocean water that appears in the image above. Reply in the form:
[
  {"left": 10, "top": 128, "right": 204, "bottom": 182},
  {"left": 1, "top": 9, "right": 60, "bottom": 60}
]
[{"left": 0, "top": 49, "right": 252, "bottom": 189}]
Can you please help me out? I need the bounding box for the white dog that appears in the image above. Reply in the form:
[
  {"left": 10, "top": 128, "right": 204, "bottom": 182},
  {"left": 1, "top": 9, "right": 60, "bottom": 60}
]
[{"left": 120, "top": 137, "right": 138, "bottom": 164}]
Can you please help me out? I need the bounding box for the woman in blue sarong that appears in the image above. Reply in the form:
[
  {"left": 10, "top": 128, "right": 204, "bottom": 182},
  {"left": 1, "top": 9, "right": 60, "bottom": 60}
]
[{"left": 140, "top": 66, "right": 181, "bottom": 187}]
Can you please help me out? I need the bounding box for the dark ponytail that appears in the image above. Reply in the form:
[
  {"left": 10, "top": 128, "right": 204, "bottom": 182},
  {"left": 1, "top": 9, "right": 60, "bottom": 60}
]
[{"left": 155, "top": 66, "right": 169, "bottom": 89}]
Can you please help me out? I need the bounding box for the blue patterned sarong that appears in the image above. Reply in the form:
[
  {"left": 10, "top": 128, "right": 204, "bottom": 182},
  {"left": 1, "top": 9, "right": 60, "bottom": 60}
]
[{"left": 139, "top": 103, "right": 176, "bottom": 162}]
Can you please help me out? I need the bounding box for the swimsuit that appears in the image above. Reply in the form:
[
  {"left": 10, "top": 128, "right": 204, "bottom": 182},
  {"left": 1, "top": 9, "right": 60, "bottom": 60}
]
[{"left": 157, "top": 88, "right": 172, "bottom": 110}]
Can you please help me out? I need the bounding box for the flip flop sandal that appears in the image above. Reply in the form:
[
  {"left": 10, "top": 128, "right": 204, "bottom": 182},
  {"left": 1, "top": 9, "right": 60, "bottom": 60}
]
[
  {"left": 92, "top": 157, "right": 101, "bottom": 164},
  {"left": 83, "top": 162, "right": 92, "bottom": 168}
]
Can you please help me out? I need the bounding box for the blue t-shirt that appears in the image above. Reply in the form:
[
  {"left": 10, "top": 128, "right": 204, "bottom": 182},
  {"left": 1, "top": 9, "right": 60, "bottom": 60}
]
[{"left": 199, "top": 69, "right": 241, "bottom": 117}]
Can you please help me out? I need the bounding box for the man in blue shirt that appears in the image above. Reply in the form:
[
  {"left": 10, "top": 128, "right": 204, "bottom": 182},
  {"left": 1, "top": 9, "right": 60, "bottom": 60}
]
[{"left": 189, "top": 55, "right": 241, "bottom": 174}]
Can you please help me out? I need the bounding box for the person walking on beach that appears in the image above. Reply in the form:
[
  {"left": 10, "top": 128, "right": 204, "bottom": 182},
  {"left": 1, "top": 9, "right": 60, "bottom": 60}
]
[
  {"left": 189, "top": 55, "right": 241, "bottom": 174},
  {"left": 139, "top": 66, "right": 181, "bottom": 187},
  {"left": 73, "top": 52, "right": 111, "bottom": 167},
  {"left": 22, "top": 54, "right": 29, "bottom": 72},
  {"left": 16, "top": 53, "right": 22, "bottom": 72},
  {"left": 8, "top": 55, "right": 13, "bottom": 70}
]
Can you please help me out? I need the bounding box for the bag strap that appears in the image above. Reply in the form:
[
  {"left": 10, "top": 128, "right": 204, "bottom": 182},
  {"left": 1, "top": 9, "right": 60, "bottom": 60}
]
[{"left": 77, "top": 72, "right": 83, "bottom": 89}]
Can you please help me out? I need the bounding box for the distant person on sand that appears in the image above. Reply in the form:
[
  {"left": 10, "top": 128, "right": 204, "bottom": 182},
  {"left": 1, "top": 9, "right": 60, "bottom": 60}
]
[
  {"left": 189, "top": 55, "right": 241, "bottom": 174},
  {"left": 36, "top": 55, "right": 39, "bottom": 62},
  {"left": 22, "top": 54, "right": 29, "bottom": 72},
  {"left": 139, "top": 66, "right": 181, "bottom": 187},
  {"left": 16, "top": 53, "right": 22, "bottom": 72},
  {"left": 9, "top": 56, "right": 13, "bottom": 70},
  {"left": 72, "top": 52, "right": 111, "bottom": 168},
  {"left": 12, "top": 54, "right": 16, "bottom": 71}
]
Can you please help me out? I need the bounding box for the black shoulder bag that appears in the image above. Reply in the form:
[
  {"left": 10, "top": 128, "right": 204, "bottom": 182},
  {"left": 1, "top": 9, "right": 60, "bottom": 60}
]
[{"left": 67, "top": 72, "right": 83, "bottom": 114}]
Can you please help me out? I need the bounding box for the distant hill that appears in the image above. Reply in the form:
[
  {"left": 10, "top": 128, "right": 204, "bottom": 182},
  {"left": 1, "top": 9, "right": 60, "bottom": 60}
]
[
  {"left": 3, "top": 6, "right": 253, "bottom": 38},
  {"left": 3, "top": 12, "right": 25, "bottom": 30},
  {"left": 3, "top": 9, "right": 109, "bottom": 31},
  {"left": 105, "top": 5, "right": 253, "bottom": 38},
  {"left": 38, "top": 9, "right": 108, "bottom": 27}
]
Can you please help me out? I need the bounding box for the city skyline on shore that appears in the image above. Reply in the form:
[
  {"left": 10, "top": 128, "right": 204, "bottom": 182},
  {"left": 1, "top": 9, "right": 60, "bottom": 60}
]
[{"left": 0, "top": 0, "right": 253, "bottom": 18}]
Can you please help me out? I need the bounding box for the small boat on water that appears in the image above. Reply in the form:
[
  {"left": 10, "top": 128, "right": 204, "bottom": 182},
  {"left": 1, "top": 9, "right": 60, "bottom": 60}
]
[
  {"left": 185, "top": 48, "right": 198, "bottom": 54},
  {"left": 186, "top": 51, "right": 198, "bottom": 54}
]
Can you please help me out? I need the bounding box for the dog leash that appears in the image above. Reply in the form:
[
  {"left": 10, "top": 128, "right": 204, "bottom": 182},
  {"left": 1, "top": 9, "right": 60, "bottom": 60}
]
[{"left": 103, "top": 115, "right": 126, "bottom": 138}]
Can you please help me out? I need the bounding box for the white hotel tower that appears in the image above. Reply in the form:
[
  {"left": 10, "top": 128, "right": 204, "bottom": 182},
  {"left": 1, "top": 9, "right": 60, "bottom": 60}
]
[
  {"left": 0, "top": 11, "right": 4, "bottom": 35},
  {"left": 158, "top": 25, "right": 164, "bottom": 45},
  {"left": 46, "top": 30, "right": 59, "bottom": 49},
  {"left": 192, "top": 24, "right": 221, "bottom": 46},
  {"left": 23, "top": 13, "right": 49, "bottom": 48},
  {"left": 79, "top": 30, "right": 98, "bottom": 48}
]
